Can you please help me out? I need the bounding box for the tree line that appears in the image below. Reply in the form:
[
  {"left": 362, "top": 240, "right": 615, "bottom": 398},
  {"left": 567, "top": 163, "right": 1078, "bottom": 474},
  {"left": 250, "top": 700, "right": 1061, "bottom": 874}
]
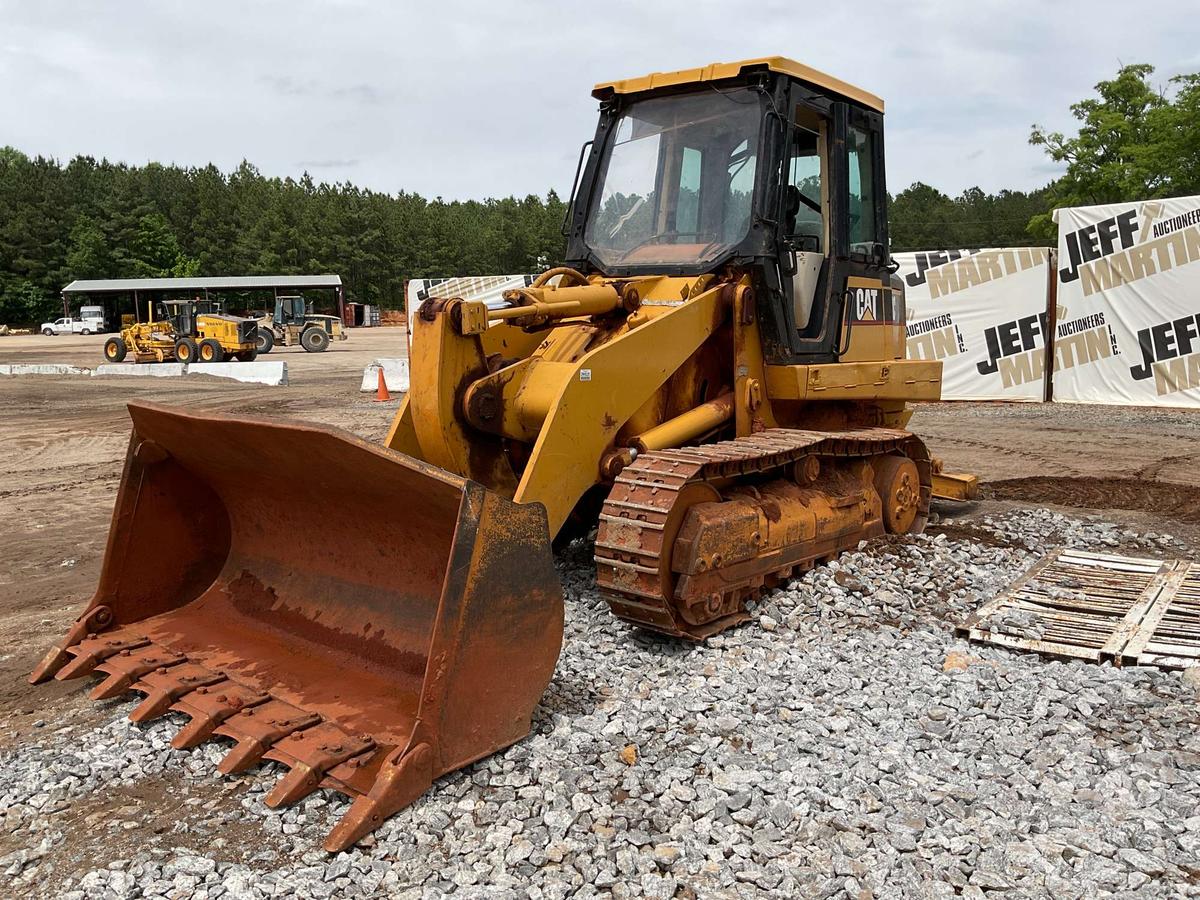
[
  {"left": 1, "top": 62, "right": 1195, "bottom": 325},
  {"left": 0, "top": 153, "right": 568, "bottom": 324}
]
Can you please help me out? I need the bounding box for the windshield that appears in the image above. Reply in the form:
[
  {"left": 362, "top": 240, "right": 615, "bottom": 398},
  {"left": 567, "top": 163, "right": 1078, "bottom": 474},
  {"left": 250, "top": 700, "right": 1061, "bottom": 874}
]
[{"left": 584, "top": 88, "right": 764, "bottom": 269}]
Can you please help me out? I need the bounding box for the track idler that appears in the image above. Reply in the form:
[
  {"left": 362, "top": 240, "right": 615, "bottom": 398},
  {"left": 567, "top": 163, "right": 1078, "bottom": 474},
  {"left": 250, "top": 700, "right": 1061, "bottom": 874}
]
[{"left": 30, "top": 402, "right": 564, "bottom": 851}]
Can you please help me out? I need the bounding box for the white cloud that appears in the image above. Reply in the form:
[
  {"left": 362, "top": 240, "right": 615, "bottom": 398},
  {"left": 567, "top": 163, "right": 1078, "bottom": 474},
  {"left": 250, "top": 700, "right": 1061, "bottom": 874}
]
[{"left": 1, "top": 0, "right": 1194, "bottom": 199}]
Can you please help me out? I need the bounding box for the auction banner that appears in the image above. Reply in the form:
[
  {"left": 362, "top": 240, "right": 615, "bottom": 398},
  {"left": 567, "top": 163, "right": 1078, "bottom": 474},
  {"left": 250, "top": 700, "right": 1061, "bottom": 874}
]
[
  {"left": 894, "top": 248, "right": 1054, "bottom": 401},
  {"left": 1052, "top": 196, "right": 1200, "bottom": 409},
  {"left": 405, "top": 275, "right": 535, "bottom": 346}
]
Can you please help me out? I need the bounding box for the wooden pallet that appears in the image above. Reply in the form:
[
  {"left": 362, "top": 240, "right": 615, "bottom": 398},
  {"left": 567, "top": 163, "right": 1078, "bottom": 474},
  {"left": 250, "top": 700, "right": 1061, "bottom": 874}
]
[
  {"left": 958, "top": 549, "right": 1198, "bottom": 669},
  {"left": 1120, "top": 563, "right": 1200, "bottom": 668}
]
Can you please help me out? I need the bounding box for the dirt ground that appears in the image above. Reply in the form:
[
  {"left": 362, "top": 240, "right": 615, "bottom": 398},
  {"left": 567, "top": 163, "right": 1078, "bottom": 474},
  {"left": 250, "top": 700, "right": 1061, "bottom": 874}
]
[
  {"left": 0, "top": 329, "right": 408, "bottom": 748},
  {"left": 911, "top": 399, "right": 1200, "bottom": 547},
  {"left": 2, "top": 329, "right": 1199, "bottom": 878}
]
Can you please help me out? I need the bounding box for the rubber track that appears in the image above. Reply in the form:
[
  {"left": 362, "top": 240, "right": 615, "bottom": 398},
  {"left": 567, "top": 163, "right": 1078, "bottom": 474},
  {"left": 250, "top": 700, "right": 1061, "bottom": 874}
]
[{"left": 594, "top": 427, "right": 931, "bottom": 638}]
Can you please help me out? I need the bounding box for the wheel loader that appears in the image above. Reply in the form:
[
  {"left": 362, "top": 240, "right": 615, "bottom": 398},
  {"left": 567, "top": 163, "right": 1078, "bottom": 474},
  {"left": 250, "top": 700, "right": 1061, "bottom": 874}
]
[
  {"left": 102, "top": 299, "right": 259, "bottom": 364},
  {"left": 253, "top": 295, "right": 347, "bottom": 353},
  {"left": 33, "top": 57, "right": 977, "bottom": 852}
]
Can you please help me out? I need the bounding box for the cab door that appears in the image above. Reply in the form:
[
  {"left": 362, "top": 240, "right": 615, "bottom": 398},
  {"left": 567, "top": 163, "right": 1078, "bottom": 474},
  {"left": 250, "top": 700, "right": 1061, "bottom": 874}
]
[
  {"left": 781, "top": 104, "right": 829, "bottom": 338},
  {"left": 837, "top": 108, "right": 903, "bottom": 362},
  {"left": 782, "top": 98, "right": 900, "bottom": 363}
]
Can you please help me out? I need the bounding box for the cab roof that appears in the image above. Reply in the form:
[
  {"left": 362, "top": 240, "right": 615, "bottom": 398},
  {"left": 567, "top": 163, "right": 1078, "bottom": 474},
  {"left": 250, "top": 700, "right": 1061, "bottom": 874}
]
[{"left": 592, "top": 56, "right": 883, "bottom": 113}]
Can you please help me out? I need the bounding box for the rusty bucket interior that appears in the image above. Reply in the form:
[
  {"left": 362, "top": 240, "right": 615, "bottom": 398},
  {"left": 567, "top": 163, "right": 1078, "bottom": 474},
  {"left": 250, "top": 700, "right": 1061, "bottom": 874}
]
[{"left": 31, "top": 401, "right": 564, "bottom": 851}]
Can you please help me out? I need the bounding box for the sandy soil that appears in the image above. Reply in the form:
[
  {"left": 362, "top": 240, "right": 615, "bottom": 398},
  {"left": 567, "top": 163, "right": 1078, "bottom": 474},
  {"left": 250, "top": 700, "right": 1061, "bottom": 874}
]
[
  {"left": 2, "top": 328, "right": 1198, "bottom": 881},
  {"left": 910, "top": 400, "right": 1200, "bottom": 546},
  {"left": 0, "top": 329, "right": 407, "bottom": 748}
]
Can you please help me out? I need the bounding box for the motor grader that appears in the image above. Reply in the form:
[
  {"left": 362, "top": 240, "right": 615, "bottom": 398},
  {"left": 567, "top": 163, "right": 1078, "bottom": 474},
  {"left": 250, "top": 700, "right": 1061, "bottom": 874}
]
[
  {"left": 34, "top": 57, "right": 976, "bottom": 852},
  {"left": 102, "top": 299, "right": 259, "bottom": 364}
]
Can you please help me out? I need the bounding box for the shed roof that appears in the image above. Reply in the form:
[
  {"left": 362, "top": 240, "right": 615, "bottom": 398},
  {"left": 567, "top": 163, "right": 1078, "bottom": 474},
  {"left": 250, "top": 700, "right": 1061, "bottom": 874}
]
[{"left": 62, "top": 275, "right": 342, "bottom": 294}]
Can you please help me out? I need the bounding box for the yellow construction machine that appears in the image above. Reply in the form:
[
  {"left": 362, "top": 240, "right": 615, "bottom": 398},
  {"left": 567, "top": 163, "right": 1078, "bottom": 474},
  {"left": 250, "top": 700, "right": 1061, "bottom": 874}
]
[
  {"left": 34, "top": 57, "right": 976, "bottom": 851},
  {"left": 253, "top": 295, "right": 348, "bottom": 353},
  {"left": 102, "top": 299, "right": 259, "bottom": 364}
]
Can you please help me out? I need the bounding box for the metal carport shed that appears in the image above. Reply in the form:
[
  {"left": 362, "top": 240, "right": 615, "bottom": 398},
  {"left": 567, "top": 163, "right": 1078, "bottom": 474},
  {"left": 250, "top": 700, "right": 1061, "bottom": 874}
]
[{"left": 61, "top": 275, "right": 345, "bottom": 324}]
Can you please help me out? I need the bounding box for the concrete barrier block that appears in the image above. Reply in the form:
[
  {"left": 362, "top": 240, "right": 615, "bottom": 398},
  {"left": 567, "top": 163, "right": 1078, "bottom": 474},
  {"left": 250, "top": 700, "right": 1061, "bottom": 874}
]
[
  {"left": 2, "top": 363, "right": 92, "bottom": 376},
  {"left": 94, "top": 363, "right": 186, "bottom": 378},
  {"left": 188, "top": 361, "right": 288, "bottom": 386},
  {"left": 361, "top": 358, "right": 409, "bottom": 393}
]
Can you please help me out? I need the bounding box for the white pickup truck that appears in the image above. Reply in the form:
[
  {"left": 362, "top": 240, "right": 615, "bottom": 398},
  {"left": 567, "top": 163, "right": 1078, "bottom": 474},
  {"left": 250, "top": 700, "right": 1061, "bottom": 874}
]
[{"left": 40, "top": 316, "right": 105, "bottom": 336}]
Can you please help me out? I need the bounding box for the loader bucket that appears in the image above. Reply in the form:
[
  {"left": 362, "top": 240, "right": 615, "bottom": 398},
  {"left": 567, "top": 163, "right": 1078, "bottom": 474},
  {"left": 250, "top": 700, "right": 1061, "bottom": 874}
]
[{"left": 30, "top": 402, "right": 564, "bottom": 851}]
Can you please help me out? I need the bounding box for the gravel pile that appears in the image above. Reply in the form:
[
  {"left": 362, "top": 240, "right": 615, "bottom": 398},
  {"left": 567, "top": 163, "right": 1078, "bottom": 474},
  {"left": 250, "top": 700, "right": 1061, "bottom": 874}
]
[{"left": 2, "top": 507, "right": 1199, "bottom": 898}]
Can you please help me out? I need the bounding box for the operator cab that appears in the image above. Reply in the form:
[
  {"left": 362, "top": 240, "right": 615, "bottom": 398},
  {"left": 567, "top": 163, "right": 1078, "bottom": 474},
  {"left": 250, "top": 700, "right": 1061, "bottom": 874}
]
[
  {"left": 275, "top": 295, "right": 310, "bottom": 324},
  {"left": 566, "top": 57, "right": 898, "bottom": 365},
  {"left": 159, "top": 299, "right": 198, "bottom": 335}
]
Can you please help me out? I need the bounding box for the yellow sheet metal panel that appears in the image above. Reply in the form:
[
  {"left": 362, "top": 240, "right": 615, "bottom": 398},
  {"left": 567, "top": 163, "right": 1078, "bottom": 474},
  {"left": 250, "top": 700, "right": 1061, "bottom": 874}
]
[
  {"left": 763, "top": 365, "right": 808, "bottom": 400},
  {"left": 593, "top": 56, "right": 884, "bottom": 112},
  {"left": 384, "top": 395, "right": 422, "bottom": 457},
  {"left": 764, "top": 360, "right": 941, "bottom": 401},
  {"left": 842, "top": 277, "right": 905, "bottom": 363},
  {"left": 932, "top": 471, "right": 980, "bottom": 502}
]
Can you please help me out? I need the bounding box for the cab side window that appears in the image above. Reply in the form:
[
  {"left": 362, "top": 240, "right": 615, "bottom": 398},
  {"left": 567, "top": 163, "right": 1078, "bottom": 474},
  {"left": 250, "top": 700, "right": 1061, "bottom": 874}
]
[
  {"left": 848, "top": 125, "right": 877, "bottom": 250},
  {"left": 676, "top": 146, "right": 702, "bottom": 235},
  {"left": 785, "top": 125, "right": 823, "bottom": 252},
  {"left": 784, "top": 112, "right": 828, "bottom": 335}
]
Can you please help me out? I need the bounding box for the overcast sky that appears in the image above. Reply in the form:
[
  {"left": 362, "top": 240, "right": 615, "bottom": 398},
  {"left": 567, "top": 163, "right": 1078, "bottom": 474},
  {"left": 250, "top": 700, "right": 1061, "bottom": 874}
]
[{"left": 3, "top": 1, "right": 1197, "bottom": 202}]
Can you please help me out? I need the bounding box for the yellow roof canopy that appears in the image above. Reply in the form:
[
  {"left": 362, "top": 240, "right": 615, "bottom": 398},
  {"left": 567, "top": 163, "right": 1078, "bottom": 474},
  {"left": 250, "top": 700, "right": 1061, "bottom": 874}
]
[{"left": 593, "top": 56, "right": 883, "bottom": 113}]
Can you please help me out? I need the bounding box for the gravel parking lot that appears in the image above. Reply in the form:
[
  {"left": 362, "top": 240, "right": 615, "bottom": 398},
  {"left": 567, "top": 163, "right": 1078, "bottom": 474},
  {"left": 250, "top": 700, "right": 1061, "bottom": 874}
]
[{"left": 1, "top": 331, "right": 1198, "bottom": 898}]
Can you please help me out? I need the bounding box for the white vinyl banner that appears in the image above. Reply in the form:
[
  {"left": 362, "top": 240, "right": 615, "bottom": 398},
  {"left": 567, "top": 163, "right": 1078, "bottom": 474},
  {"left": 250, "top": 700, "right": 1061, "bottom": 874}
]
[
  {"left": 405, "top": 275, "right": 535, "bottom": 346},
  {"left": 894, "top": 248, "right": 1053, "bottom": 401},
  {"left": 1052, "top": 195, "right": 1200, "bottom": 409}
]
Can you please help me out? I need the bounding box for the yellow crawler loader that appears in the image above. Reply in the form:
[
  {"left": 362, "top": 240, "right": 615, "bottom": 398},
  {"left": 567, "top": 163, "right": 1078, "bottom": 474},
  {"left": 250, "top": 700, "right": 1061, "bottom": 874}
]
[{"left": 33, "top": 57, "right": 976, "bottom": 851}]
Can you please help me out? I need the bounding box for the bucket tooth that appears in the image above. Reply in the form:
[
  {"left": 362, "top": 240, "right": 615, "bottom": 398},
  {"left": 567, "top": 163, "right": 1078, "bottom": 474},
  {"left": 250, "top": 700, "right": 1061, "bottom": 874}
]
[
  {"left": 29, "top": 605, "right": 116, "bottom": 684},
  {"left": 214, "top": 699, "right": 321, "bottom": 775},
  {"left": 218, "top": 737, "right": 268, "bottom": 776},
  {"left": 169, "top": 681, "right": 269, "bottom": 750},
  {"left": 267, "top": 761, "right": 326, "bottom": 809},
  {"left": 263, "top": 722, "right": 376, "bottom": 808},
  {"left": 56, "top": 634, "right": 150, "bottom": 682},
  {"left": 324, "top": 742, "right": 434, "bottom": 853},
  {"left": 89, "top": 646, "right": 185, "bottom": 700},
  {"left": 30, "top": 645, "right": 78, "bottom": 685},
  {"left": 128, "top": 662, "right": 224, "bottom": 723}
]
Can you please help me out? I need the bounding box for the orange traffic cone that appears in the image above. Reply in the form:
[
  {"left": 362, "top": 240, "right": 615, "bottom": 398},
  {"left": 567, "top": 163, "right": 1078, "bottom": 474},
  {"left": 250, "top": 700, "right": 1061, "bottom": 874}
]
[{"left": 372, "top": 366, "right": 391, "bottom": 402}]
